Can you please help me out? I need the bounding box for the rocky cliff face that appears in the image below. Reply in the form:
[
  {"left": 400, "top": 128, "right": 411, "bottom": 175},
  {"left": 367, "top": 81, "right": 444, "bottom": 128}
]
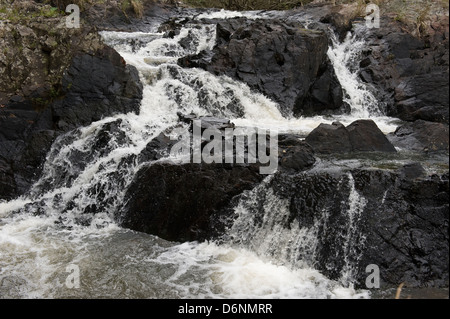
[{"left": 359, "top": 15, "right": 449, "bottom": 124}]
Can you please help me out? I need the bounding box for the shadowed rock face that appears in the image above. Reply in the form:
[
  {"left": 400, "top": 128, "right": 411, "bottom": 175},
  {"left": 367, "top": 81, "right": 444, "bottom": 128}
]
[
  {"left": 119, "top": 162, "right": 264, "bottom": 242},
  {"left": 119, "top": 156, "right": 448, "bottom": 288},
  {"left": 178, "top": 17, "right": 344, "bottom": 117}
]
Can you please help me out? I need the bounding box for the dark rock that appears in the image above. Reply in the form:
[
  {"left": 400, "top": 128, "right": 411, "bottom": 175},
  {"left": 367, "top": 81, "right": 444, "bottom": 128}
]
[
  {"left": 196, "top": 116, "right": 235, "bottom": 130},
  {"left": 278, "top": 139, "right": 316, "bottom": 172},
  {"left": 0, "top": 14, "right": 143, "bottom": 200},
  {"left": 346, "top": 120, "right": 397, "bottom": 153},
  {"left": 0, "top": 157, "right": 16, "bottom": 201},
  {"left": 177, "top": 50, "right": 212, "bottom": 69},
  {"left": 301, "top": 62, "right": 344, "bottom": 116},
  {"left": 53, "top": 47, "right": 142, "bottom": 131},
  {"left": 76, "top": 0, "right": 181, "bottom": 33},
  {"left": 268, "top": 169, "right": 449, "bottom": 288},
  {"left": 319, "top": 11, "right": 352, "bottom": 41},
  {"left": 410, "top": 105, "right": 449, "bottom": 124},
  {"left": 359, "top": 16, "right": 449, "bottom": 124},
  {"left": 305, "top": 120, "right": 396, "bottom": 154},
  {"left": 398, "top": 162, "right": 426, "bottom": 180},
  {"left": 387, "top": 120, "right": 449, "bottom": 153},
  {"left": 178, "top": 17, "right": 343, "bottom": 117},
  {"left": 353, "top": 170, "right": 449, "bottom": 288},
  {"left": 138, "top": 131, "right": 178, "bottom": 163},
  {"left": 118, "top": 163, "right": 264, "bottom": 242},
  {"left": 305, "top": 122, "right": 352, "bottom": 154}
]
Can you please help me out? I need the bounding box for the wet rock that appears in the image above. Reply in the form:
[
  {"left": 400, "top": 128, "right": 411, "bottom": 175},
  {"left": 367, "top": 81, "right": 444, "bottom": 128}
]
[
  {"left": 278, "top": 135, "right": 316, "bottom": 172},
  {"left": 53, "top": 46, "right": 142, "bottom": 131},
  {"left": 269, "top": 169, "right": 449, "bottom": 288},
  {"left": 358, "top": 16, "right": 449, "bottom": 124},
  {"left": 387, "top": 120, "right": 449, "bottom": 153},
  {"left": 353, "top": 170, "right": 449, "bottom": 288},
  {"left": 0, "top": 3, "right": 143, "bottom": 200},
  {"left": 346, "top": 120, "right": 397, "bottom": 153},
  {"left": 119, "top": 163, "right": 263, "bottom": 242},
  {"left": 178, "top": 17, "right": 343, "bottom": 116},
  {"left": 305, "top": 120, "right": 396, "bottom": 154},
  {"left": 302, "top": 62, "right": 345, "bottom": 116},
  {"left": 138, "top": 131, "right": 178, "bottom": 163},
  {"left": 398, "top": 162, "right": 426, "bottom": 180},
  {"left": 0, "top": 157, "right": 16, "bottom": 201},
  {"left": 304, "top": 122, "right": 352, "bottom": 154}
]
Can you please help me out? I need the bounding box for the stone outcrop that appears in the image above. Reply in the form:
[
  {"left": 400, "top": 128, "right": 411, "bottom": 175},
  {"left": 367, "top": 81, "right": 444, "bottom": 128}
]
[
  {"left": 387, "top": 120, "right": 449, "bottom": 153},
  {"left": 119, "top": 162, "right": 264, "bottom": 242},
  {"left": 178, "top": 17, "right": 345, "bottom": 117},
  {"left": 358, "top": 16, "right": 449, "bottom": 124}
]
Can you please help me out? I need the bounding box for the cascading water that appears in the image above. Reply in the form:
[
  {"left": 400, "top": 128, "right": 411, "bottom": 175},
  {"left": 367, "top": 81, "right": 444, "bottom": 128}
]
[
  {"left": 221, "top": 172, "right": 368, "bottom": 291},
  {"left": 0, "top": 10, "right": 388, "bottom": 299},
  {"left": 327, "top": 24, "right": 382, "bottom": 118},
  {"left": 339, "top": 173, "right": 367, "bottom": 287}
]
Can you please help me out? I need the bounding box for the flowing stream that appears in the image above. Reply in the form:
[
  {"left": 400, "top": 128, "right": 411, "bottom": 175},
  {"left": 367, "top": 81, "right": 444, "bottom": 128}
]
[{"left": 0, "top": 10, "right": 402, "bottom": 299}]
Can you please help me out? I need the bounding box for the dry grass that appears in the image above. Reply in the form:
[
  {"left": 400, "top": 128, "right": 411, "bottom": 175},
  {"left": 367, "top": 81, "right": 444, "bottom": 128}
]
[
  {"left": 395, "top": 282, "right": 405, "bottom": 299},
  {"left": 130, "top": 0, "right": 143, "bottom": 17}
]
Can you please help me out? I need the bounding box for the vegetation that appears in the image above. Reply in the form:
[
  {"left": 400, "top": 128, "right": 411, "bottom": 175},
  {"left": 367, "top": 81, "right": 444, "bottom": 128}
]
[
  {"left": 0, "top": 1, "right": 64, "bottom": 22},
  {"left": 0, "top": 0, "right": 146, "bottom": 21},
  {"left": 121, "top": 0, "right": 144, "bottom": 18}
]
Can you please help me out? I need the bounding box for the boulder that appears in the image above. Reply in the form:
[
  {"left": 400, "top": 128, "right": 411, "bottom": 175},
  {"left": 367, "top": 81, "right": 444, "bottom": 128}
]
[
  {"left": 358, "top": 16, "right": 449, "bottom": 124},
  {"left": 305, "top": 120, "right": 396, "bottom": 154},
  {"left": 278, "top": 135, "right": 316, "bottom": 172},
  {"left": 53, "top": 46, "right": 142, "bottom": 131},
  {"left": 118, "top": 163, "right": 264, "bottom": 242},
  {"left": 346, "top": 120, "right": 397, "bottom": 153}
]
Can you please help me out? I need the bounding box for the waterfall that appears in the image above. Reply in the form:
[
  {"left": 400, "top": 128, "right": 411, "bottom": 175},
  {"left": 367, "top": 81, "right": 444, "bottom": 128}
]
[
  {"left": 222, "top": 172, "right": 368, "bottom": 289},
  {"left": 327, "top": 23, "right": 382, "bottom": 117},
  {"left": 339, "top": 173, "right": 367, "bottom": 287},
  {"left": 0, "top": 11, "right": 378, "bottom": 299}
]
